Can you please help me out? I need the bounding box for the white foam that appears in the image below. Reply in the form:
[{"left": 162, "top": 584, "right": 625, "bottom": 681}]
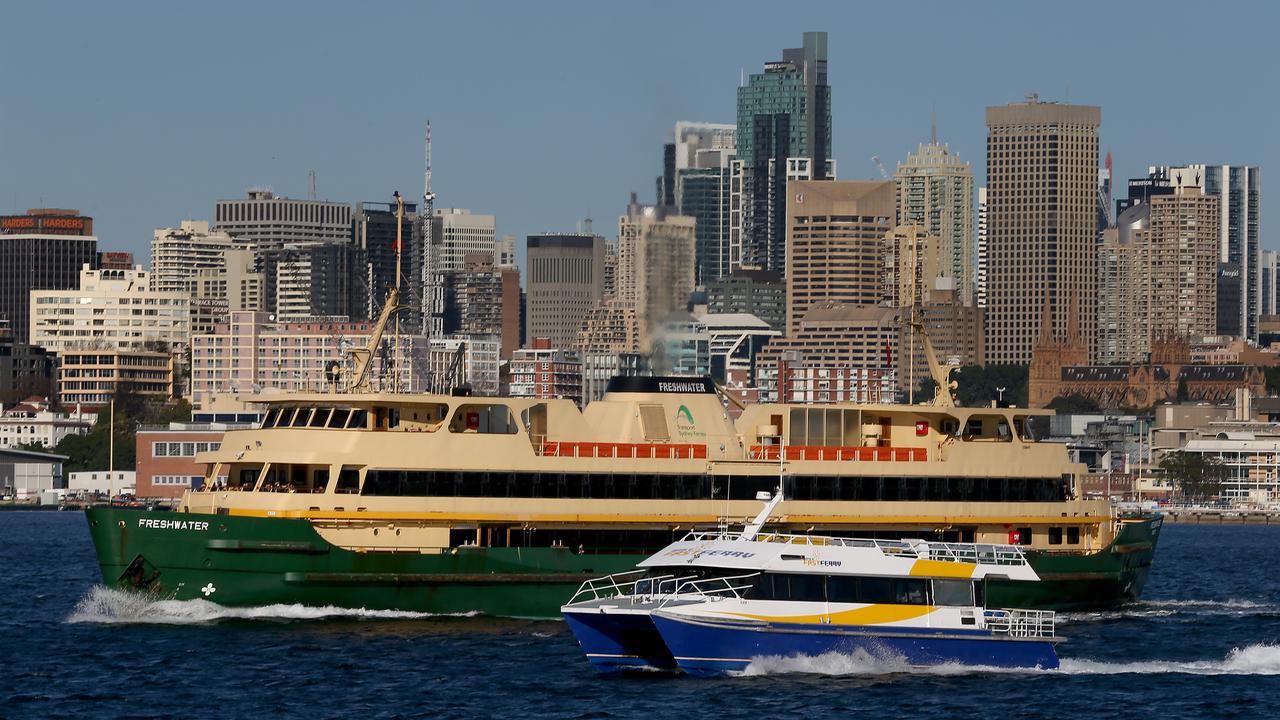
[
  {"left": 740, "top": 644, "right": 1280, "bottom": 677},
  {"left": 1059, "top": 598, "right": 1279, "bottom": 624},
  {"left": 66, "top": 585, "right": 479, "bottom": 625}
]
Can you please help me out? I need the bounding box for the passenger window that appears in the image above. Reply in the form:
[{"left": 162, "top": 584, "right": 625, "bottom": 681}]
[
  {"left": 312, "top": 469, "right": 330, "bottom": 492},
  {"left": 933, "top": 579, "right": 974, "bottom": 607},
  {"left": 894, "top": 579, "right": 929, "bottom": 605},
  {"left": 329, "top": 408, "right": 352, "bottom": 428},
  {"left": 1067, "top": 526, "right": 1081, "bottom": 544},
  {"left": 336, "top": 467, "right": 360, "bottom": 494},
  {"left": 859, "top": 577, "right": 894, "bottom": 604},
  {"left": 263, "top": 408, "right": 282, "bottom": 428},
  {"left": 290, "top": 408, "right": 312, "bottom": 427},
  {"left": 964, "top": 418, "right": 983, "bottom": 438},
  {"left": 1048, "top": 527, "right": 1063, "bottom": 545},
  {"left": 827, "top": 576, "right": 859, "bottom": 603},
  {"left": 1017, "top": 527, "right": 1033, "bottom": 545},
  {"left": 348, "top": 409, "right": 368, "bottom": 429},
  {"left": 309, "top": 408, "right": 331, "bottom": 427},
  {"left": 790, "top": 574, "right": 825, "bottom": 602}
]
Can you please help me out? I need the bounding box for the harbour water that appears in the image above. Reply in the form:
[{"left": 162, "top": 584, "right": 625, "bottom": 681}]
[{"left": 2, "top": 511, "right": 1278, "bottom": 719}]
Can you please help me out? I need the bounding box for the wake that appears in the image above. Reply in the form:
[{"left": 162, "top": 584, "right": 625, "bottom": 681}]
[
  {"left": 1059, "top": 598, "right": 1279, "bottom": 624},
  {"left": 66, "top": 585, "right": 479, "bottom": 625},
  {"left": 743, "top": 644, "right": 1280, "bottom": 677}
]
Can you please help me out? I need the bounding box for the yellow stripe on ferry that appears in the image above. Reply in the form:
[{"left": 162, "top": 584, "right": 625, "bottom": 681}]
[
  {"left": 909, "top": 559, "right": 976, "bottom": 578},
  {"left": 729, "top": 603, "right": 935, "bottom": 626}
]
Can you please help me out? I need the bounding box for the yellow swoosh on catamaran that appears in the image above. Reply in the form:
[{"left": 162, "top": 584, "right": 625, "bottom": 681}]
[
  {"left": 728, "top": 604, "right": 935, "bottom": 625},
  {"left": 909, "top": 559, "right": 977, "bottom": 578}
]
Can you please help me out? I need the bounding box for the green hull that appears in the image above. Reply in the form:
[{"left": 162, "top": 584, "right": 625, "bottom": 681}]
[{"left": 86, "top": 508, "right": 1162, "bottom": 617}]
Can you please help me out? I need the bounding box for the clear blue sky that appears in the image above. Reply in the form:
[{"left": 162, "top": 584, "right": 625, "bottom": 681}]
[{"left": 1, "top": 1, "right": 1274, "bottom": 265}]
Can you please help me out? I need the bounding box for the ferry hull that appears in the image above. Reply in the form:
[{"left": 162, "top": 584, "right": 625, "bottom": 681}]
[
  {"left": 86, "top": 508, "right": 1161, "bottom": 617},
  {"left": 989, "top": 515, "right": 1162, "bottom": 612},
  {"left": 85, "top": 507, "right": 634, "bottom": 617},
  {"left": 561, "top": 609, "right": 676, "bottom": 672},
  {"left": 649, "top": 614, "right": 1060, "bottom": 676}
]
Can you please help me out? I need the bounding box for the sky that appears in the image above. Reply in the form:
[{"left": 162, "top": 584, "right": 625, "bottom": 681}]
[{"left": 1, "top": 0, "right": 1275, "bottom": 268}]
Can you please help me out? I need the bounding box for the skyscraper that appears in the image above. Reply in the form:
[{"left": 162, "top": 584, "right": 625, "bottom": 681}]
[
  {"left": 985, "top": 97, "right": 1100, "bottom": 364},
  {"left": 151, "top": 220, "right": 237, "bottom": 295},
  {"left": 1159, "top": 165, "right": 1261, "bottom": 341},
  {"left": 894, "top": 137, "right": 975, "bottom": 303},
  {"left": 784, "top": 180, "right": 894, "bottom": 333},
  {"left": 354, "top": 200, "right": 421, "bottom": 322},
  {"left": 525, "top": 233, "right": 605, "bottom": 350},
  {"left": 0, "top": 209, "right": 98, "bottom": 344},
  {"left": 659, "top": 122, "right": 737, "bottom": 284},
  {"left": 732, "top": 31, "right": 833, "bottom": 276},
  {"left": 976, "top": 187, "right": 988, "bottom": 308}
]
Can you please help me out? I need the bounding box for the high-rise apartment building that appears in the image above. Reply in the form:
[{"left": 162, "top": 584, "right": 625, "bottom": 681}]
[
  {"left": 1, "top": 209, "right": 98, "bottom": 344},
  {"left": 274, "top": 242, "right": 367, "bottom": 321},
  {"left": 509, "top": 338, "right": 583, "bottom": 406},
  {"left": 976, "top": 187, "right": 988, "bottom": 307},
  {"left": 30, "top": 265, "right": 190, "bottom": 353},
  {"left": 616, "top": 195, "right": 696, "bottom": 345},
  {"left": 705, "top": 267, "right": 787, "bottom": 332},
  {"left": 525, "top": 233, "right": 606, "bottom": 350},
  {"left": 895, "top": 139, "right": 974, "bottom": 303},
  {"left": 784, "top": 180, "right": 895, "bottom": 333},
  {"left": 449, "top": 253, "right": 521, "bottom": 359},
  {"left": 151, "top": 221, "right": 237, "bottom": 294},
  {"left": 190, "top": 248, "right": 265, "bottom": 336},
  {"left": 1158, "top": 165, "right": 1261, "bottom": 341},
  {"left": 1094, "top": 186, "right": 1220, "bottom": 364},
  {"left": 213, "top": 190, "right": 353, "bottom": 253},
  {"left": 1262, "top": 250, "right": 1278, "bottom": 317},
  {"left": 985, "top": 97, "right": 1100, "bottom": 364},
  {"left": 732, "top": 32, "right": 833, "bottom": 276}
]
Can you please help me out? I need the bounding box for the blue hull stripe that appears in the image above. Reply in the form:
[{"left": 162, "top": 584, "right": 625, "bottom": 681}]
[{"left": 651, "top": 614, "right": 1060, "bottom": 676}]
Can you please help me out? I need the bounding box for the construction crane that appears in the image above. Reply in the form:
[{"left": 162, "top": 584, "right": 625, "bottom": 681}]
[{"left": 872, "top": 156, "right": 890, "bottom": 180}]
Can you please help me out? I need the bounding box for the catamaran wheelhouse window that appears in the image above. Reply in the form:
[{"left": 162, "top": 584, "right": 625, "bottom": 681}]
[{"left": 931, "top": 578, "right": 975, "bottom": 607}]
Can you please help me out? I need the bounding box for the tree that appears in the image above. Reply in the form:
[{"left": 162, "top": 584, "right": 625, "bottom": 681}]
[
  {"left": 1159, "top": 451, "right": 1228, "bottom": 503},
  {"left": 1046, "top": 394, "right": 1102, "bottom": 414},
  {"left": 913, "top": 364, "right": 1028, "bottom": 408}
]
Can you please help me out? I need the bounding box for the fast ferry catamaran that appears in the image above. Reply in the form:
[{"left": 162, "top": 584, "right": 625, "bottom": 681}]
[
  {"left": 84, "top": 202, "right": 1159, "bottom": 616},
  {"left": 562, "top": 492, "right": 1060, "bottom": 675}
]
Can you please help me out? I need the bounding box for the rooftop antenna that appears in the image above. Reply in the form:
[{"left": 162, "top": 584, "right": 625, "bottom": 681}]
[
  {"left": 930, "top": 109, "right": 937, "bottom": 145},
  {"left": 308, "top": 169, "right": 317, "bottom": 200}
]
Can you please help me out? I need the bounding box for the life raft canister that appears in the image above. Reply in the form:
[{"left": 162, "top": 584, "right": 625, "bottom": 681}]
[{"left": 1008, "top": 529, "right": 1022, "bottom": 545}]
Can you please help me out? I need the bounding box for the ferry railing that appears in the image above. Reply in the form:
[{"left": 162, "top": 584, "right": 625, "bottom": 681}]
[
  {"left": 565, "top": 570, "right": 700, "bottom": 606},
  {"left": 658, "top": 572, "right": 762, "bottom": 608},
  {"left": 679, "top": 531, "right": 1029, "bottom": 567},
  {"left": 984, "top": 609, "right": 1056, "bottom": 639}
]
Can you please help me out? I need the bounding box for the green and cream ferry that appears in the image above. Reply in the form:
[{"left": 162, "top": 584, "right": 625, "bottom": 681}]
[
  {"left": 86, "top": 373, "right": 1160, "bottom": 616},
  {"left": 85, "top": 249, "right": 1159, "bottom": 617}
]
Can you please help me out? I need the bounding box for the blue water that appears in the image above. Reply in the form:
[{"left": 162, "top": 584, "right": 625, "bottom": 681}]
[{"left": 2, "top": 513, "right": 1279, "bottom": 719}]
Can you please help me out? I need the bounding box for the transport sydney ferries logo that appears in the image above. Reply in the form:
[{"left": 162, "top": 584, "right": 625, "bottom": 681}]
[{"left": 674, "top": 404, "right": 704, "bottom": 439}]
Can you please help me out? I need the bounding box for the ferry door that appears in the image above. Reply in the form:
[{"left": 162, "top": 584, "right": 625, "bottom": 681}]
[{"left": 879, "top": 418, "right": 892, "bottom": 447}]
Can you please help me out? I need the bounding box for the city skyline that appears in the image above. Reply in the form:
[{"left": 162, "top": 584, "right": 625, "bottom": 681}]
[{"left": 2, "top": 1, "right": 1274, "bottom": 267}]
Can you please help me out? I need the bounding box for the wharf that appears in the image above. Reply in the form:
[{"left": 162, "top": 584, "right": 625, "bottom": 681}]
[{"left": 1162, "top": 509, "right": 1280, "bottom": 524}]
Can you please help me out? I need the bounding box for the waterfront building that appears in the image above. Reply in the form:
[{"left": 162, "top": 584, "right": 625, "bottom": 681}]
[
  {"left": 58, "top": 349, "right": 175, "bottom": 408},
  {"left": 617, "top": 195, "right": 696, "bottom": 345},
  {"left": 732, "top": 32, "right": 833, "bottom": 275},
  {"left": 509, "top": 338, "right": 583, "bottom": 407},
  {"left": 1157, "top": 165, "right": 1261, "bottom": 341},
  {"left": 0, "top": 208, "right": 98, "bottom": 344},
  {"left": 29, "top": 265, "right": 190, "bottom": 353},
  {"left": 136, "top": 422, "right": 250, "bottom": 498},
  {"left": 784, "top": 180, "right": 895, "bottom": 333},
  {"left": 525, "top": 233, "right": 605, "bottom": 350},
  {"left": 0, "top": 448, "right": 67, "bottom": 500},
  {"left": 985, "top": 97, "right": 1100, "bottom": 364},
  {"left": 0, "top": 397, "right": 94, "bottom": 449},
  {"left": 895, "top": 138, "right": 975, "bottom": 303},
  {"left": 68, "top": 470, "right": 135, "bottom": 497}
]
